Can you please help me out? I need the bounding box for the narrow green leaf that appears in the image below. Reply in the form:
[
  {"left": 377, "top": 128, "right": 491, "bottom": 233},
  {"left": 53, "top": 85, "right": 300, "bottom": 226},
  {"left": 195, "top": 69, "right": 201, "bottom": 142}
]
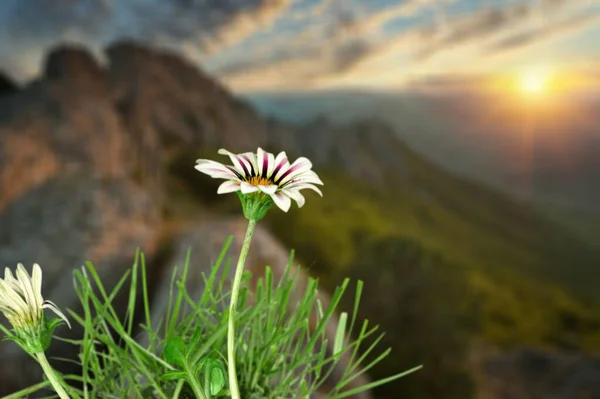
[
  {"left": 333, "top": 312, "right": 348, "bottom": 357},
  {"left": 161, "top": 370, "right": 189, "bottom": 382},
  {"left": 328, "top": 365, "right": 423, "bottom": 399}
]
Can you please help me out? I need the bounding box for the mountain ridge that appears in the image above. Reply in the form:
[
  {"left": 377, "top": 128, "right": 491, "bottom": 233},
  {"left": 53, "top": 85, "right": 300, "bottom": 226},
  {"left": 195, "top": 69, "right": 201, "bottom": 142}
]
[{"left": 246, "top": 89, "right": 600, "bottom": 218}]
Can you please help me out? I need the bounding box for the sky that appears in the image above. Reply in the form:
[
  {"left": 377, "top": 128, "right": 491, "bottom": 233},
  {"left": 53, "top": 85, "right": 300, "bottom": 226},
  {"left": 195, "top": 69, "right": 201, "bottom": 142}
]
[{"left": 0, "top": 0, "right": 599, "bottom": 93}]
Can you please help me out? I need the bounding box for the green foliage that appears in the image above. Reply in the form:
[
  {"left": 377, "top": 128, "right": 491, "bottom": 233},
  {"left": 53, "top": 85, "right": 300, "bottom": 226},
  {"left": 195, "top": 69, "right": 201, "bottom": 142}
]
[{"left": 6, "top": 243, "right": 418, "bottom": 398}]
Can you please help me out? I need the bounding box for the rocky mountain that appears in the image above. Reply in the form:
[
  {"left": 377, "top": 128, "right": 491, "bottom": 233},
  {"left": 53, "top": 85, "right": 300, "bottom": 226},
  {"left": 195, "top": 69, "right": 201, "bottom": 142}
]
[{"left": 0, "top": 41, "right": 599, "bottom": 399}]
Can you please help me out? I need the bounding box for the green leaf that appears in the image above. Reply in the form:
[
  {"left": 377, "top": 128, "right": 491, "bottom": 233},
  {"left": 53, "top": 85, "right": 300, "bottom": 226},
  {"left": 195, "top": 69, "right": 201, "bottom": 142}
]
[
  {"left": 164, "top": 336, "right": 187, "bottom": 368},
  {"left": 46, "top": 316, "right": 66, "bottom": 336},
  {"left": 208, "top": 361, "right": 226, "bottom": 395},
  {"left": 160, "top": 370, "right": 188, "bottom": 382},
  {"left": 189, "top": 325, "right": 203, "bottom": 350},
  {"left": 333, "top": 312, "right": 348, "bottom": 357},
  {"left": 197, "top": 357, "right": 227, "bottom": 396}
]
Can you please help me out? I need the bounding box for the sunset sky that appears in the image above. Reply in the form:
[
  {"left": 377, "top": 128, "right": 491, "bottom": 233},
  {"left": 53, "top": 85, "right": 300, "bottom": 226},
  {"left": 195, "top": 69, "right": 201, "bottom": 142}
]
[{"left": 0, "top": 0, "right": 599, "bottom": 92}]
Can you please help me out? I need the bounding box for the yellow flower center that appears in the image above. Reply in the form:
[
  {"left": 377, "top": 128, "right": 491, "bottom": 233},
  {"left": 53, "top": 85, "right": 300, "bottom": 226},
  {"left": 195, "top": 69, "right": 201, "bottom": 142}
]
[{"left": 247, "top": 176, "right": 272, "bottom": 186}]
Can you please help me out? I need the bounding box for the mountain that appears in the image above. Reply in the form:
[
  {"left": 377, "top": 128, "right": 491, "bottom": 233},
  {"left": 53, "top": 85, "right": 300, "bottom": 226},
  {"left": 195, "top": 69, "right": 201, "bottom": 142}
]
[
  {"left": 0, "top": 42, "right": 599, "bottom": 399},
  {"left": 246, "top": 89, "right": 600, "bottom": 221}
]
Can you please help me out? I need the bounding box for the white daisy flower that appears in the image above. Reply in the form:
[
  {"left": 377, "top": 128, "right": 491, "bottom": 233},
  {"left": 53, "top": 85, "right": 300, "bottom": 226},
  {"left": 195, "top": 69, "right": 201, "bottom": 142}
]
[
  {"left": 195, "top": 148, "right": 323, "bottom": 213},
  {"left": 0, "top": 263, "right": 71, "bottom": 333}
]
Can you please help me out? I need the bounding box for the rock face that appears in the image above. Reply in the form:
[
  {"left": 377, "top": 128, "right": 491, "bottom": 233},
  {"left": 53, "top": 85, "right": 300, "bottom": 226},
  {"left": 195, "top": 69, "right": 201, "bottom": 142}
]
[
  {"left": 44, "top": 45, "right": 109, "bottom": 96},
  {"left": 0, "top": 42, "right": 377, "bottom": 397},
  {"left": 107, "top": 41, "right": 268, "bottom": 151}
]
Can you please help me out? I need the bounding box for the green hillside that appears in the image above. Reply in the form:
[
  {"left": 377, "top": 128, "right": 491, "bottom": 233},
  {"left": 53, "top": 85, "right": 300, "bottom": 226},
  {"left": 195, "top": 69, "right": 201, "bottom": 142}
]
[
  {"left": 166, "top": 144, "right": 600, "bottom": 399},
  {"left": 542, "top": 206, "right": 600, "bottom": 248}
]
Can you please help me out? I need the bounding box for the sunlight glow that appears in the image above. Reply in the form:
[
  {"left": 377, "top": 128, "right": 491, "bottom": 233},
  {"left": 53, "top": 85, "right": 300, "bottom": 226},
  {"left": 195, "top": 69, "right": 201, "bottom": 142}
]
[{"left": 519, "top": 70, "right": 551, "bottom": 96}]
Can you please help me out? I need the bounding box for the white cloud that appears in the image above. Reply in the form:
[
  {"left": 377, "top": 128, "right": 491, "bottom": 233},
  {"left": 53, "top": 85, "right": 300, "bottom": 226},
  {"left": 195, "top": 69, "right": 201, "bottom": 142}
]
[{"left": 0, "top": 0, "right": 598, "bottom": 90}]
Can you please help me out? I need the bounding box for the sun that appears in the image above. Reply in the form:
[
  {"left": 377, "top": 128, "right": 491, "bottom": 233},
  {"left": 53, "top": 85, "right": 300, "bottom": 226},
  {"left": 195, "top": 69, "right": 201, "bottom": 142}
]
[
  {"left": 518, "top": 69, "right": 552, "bottom": 96},
  {"left": 521, "top": 73, "right": 545, "bottom": 93}
]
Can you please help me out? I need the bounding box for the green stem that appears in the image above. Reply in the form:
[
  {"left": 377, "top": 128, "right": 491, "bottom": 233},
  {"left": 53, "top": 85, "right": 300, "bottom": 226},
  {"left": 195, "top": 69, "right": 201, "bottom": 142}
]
[
  {"left": 187, "top": 368, "right": 208, "bottom": 399},
  {"left": 35, "top": 351, "right": 70, "bottom": 399},
  {"left": 227, "top": 218, "right": 257, "bottom": 399}
]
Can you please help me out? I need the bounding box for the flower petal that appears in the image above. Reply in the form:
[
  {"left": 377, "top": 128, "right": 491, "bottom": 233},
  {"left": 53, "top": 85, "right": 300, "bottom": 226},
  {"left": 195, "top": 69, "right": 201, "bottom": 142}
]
[
  {"left": 218, "top": 149, "right": 252, "bottom": 178},
  {"left": 284, "top": 183, "right": 323, "bottom": 197},
  {"left": 32, "top": 264, "right": 43, "bottom": 301},
  {"left": 257, "top": 184, "right": 278, "bottom": 195},
  {"left": 0, "top": 278, "right": 29, "bottom": 315},
  {"left": 3, "top": 268, "right": 22, "bottom": 293},
  {"left": 281, "top": 174, "right": 324, "bottom": 189},
  {"left": 257, "top": 147, "right": 271, "bottom": 177},
  {"left": 284, "top": 189, "right": 306, "bottom": 208},
  {"left": 195, "top": 160, "right": 242, "bottom": 180},
  {"left": 276, "top": 157, "right": 314, "bottom": 185},
  {"left": 42, "top": 300, "right": 71, "bottom": 329},
  {"left": 240, "top": 181, "right": 260, "bottom": 194},
  {"left": 16, "top": 264, "right": 39, "bottom": 315},
  {"left": 271, "top": 152, "right": 290, "bottom": 181},
  {"left": 217, "top": 181, "right": 241, "bottom": 194},
  {"left": 270, "top": 192, "right": 291, "bottom": 213},
  {"left": 295, "top": 170, "right": 324, "bottom": 185},
  {"left": 238, "top": 152, "right": 258, "bottom": 176},
  {"left": 265, "top": 151, "right": 276, "bottom": 178}
]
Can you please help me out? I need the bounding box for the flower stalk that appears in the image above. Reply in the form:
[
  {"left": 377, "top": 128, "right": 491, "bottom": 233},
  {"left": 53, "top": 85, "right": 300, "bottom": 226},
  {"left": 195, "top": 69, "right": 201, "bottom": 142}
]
[
  {"left": 227, "top": 218, "right": 257, "bottom": 399},
  {"left": 36, "top": 351, "right": 71, "bottom": 399}
]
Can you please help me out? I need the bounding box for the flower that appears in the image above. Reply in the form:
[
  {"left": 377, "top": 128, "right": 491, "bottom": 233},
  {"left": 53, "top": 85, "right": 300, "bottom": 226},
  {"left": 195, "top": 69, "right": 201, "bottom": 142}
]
[
  {"left": 195, "top": 148, "right": 323, "bottom": 217},
  {"left": 0, "top": 263, "right": 70, "bottom": 353}
]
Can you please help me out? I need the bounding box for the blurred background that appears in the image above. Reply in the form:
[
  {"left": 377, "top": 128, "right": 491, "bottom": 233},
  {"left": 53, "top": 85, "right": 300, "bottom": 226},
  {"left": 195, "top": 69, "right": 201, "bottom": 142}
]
[{"left": 0, "top": 0, "right": 599, "bottom": 398}]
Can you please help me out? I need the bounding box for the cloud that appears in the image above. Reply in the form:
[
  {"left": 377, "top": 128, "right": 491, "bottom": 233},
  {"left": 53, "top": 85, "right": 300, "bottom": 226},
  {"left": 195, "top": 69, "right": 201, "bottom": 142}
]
[
  {"left": 413, "top": 4, "right": 529, "bottom": 60},
  {"left": 343, "top": 0, "right": 600, "bottom": 78},
  {"left": 220, "top": 56, "right": 321, "bottom": 92},
  {"left": 420, "top": 0, "right": 600, "bottom": 59},
  {"left": 0, "top": 0, "right": 293, "bottom": 81},
  {"left": 214, "top": 1, "right": 441, "bottom": 87},
  {"left": 0, "top": 0, "right": 598, "bottom": 90},
  {"left": 486, "top": 12, "right": 600, "bottom": 53},
  {"left": 216, "top": 38, "right": 371, "bottom": 90},
  {"left": 347, "top": 0, "right": 451, "bottom": 37}
]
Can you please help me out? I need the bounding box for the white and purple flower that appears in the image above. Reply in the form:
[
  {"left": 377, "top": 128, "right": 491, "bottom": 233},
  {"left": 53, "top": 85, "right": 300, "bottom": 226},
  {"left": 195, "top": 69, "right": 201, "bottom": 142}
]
[{"left": 195, "top": 148, "right": 323, "bottom": 213}]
